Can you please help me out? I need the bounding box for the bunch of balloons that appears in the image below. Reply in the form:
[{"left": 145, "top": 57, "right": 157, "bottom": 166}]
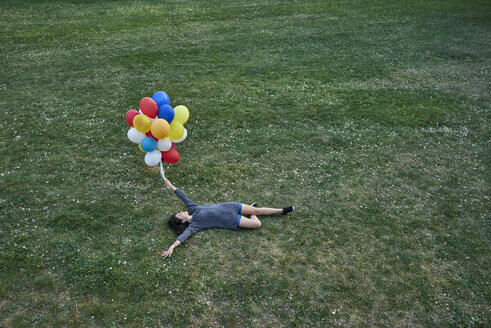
[{"left": 125, "top": 91, "right": 189, "bottom": 166}]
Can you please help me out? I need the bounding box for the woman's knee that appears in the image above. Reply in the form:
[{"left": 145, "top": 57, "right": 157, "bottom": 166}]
[
  {"left": 240, "top": 204, "right": 261, "bottom": 216},
  {"left": 251, "top": 207, "right": 261, "bottom": 216},
  {"left": 254, "top": 219, "right": 261, "bottom": 228}
]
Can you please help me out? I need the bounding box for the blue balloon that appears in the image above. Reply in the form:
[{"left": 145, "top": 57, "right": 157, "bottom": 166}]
[
  {"left": 140, "top": 137, "right": 157, "bottom": 152},
  {"left": 158, "top": 104, "right": 175, "bottom": 124},
  {"left": 152, "top": 91, "right": 170, "bottom": 107}
]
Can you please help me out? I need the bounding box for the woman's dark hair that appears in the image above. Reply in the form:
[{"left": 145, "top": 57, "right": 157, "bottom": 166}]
[{"left": 168, "top": 215, "right": 189, "bottom": 235}]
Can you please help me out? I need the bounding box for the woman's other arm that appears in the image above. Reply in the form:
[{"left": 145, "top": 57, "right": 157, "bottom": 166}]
[
  {"left": 161, "top": 240, "right": 180, "bottom": 258},
  {"left": 161, "top": 225, "right": 199, "bottom": 258}
]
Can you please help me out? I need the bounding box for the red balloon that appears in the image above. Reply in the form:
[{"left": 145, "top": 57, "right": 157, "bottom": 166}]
[
  {"left": 125, "top": 110, "right": 140, "bottom": 126},
  {"left": 145, "top": 131, "right": 158, "bottom": 141},
  {"left": 161, "top": 149, "right": 179, "bottom": 164},
  {"left": 139, "top": 97, "right": 158, "bottom": 118}
]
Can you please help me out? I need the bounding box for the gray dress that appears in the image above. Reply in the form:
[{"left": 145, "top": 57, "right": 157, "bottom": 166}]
[{"left": 174, "top": 189, "right": 241, "bottom": 243}]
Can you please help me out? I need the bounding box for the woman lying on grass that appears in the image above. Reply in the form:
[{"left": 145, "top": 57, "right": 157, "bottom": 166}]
[{"left": 161, "top": 177, "right": 294, "bottom": 258}]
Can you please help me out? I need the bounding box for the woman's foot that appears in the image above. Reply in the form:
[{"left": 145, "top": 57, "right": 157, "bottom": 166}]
[{"left": 282, "top": 206, "right": 294, "bottom": 215}]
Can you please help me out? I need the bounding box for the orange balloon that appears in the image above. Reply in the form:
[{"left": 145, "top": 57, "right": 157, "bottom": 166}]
[{"left": 151, "top": 119, "right": 170, "bottom": 138}]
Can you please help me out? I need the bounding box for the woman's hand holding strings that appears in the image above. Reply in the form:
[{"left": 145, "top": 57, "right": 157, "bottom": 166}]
[{"left": 163, "top": 178, "right": 177, "bottom": 191}]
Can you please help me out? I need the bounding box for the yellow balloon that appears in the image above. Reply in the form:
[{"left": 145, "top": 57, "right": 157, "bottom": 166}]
[
  {"left": 151, "top": 119, "right": 170, "bottom": 138},
  {"left": 174, "top": 105, "right": 189, "bottom": 124},
  {"left": 169, "top": 122, "right": 184, "bottom": 140},
  {"left": 138, "top": 143, "right": 147, "bottom": 153},
  {"left": 133, "top": 114, "right": 151, "bottom": 133}
]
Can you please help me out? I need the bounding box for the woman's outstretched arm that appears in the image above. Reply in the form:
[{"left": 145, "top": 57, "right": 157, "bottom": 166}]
[
  {"left": 161, "top": 240, "right": 181, "bottom": 258},
  {"left": 164, "top": 177, "right": 199, "bottom": 214}
]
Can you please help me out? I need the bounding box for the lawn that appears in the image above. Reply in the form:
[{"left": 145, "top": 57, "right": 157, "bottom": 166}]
[{"left": 0, "top": 0, "right": 489, "bottom": 327}]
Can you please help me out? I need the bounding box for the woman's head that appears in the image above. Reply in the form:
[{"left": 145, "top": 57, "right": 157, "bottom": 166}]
[
  {"left": 168, "top": 213, "right": 190, "bottom": 235},
  {"left": 175, "top": 211, "right": 190, "bottom": 222}
]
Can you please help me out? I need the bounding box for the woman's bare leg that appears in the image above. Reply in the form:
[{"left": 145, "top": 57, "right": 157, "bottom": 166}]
[
  {"left": 239, "top": 215, "right": 261, "bottom": 229},
  {"left": 241, "top": 204, "right": 282, "bottom": 216}
]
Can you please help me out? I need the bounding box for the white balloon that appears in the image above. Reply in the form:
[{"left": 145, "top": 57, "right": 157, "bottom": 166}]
[
  {"left": 127, "top": 128, "right": 146, "bottom": 144},
  {"left": 172, "top": 128, "right": 187, "bottom": 143},
  {"left": 144, "top": 150, "right": 161, "bottom": 166},
  {"left": 157, "top": 137, "right": 172, "bottom": 151}
]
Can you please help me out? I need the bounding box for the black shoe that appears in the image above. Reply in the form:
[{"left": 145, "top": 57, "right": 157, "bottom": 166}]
[
  {"left": 250, "top": 202, "right": 258, "bottom": 207},
  {"left": 282, "top": 206, "right": 294, "bottom": 215}
]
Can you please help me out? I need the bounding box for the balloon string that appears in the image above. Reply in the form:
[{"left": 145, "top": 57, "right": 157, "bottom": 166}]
[{"left": 160, "top": 161, "right": 166, "bottom": 179}]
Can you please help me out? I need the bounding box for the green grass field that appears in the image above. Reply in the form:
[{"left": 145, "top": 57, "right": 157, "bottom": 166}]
[{"left": 1, "top": 0, "right": 490, "bottom": 327}]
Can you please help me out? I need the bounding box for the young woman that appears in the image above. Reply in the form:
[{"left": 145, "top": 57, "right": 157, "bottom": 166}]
[{"left": 161, "top": 177, "right": 294, "bottom": 258}]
